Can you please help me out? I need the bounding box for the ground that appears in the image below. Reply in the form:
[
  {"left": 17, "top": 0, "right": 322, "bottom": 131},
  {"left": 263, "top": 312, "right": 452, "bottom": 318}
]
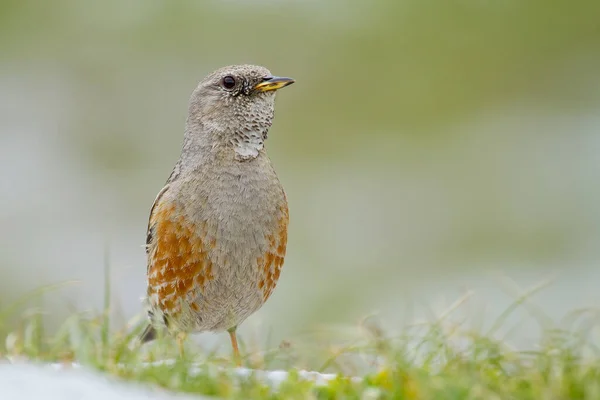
[{"left": 2, "top": 302, "right": 600, "bottom": 399}]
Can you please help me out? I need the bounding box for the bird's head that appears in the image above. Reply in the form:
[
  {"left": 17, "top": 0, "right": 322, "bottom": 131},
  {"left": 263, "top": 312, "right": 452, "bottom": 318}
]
[{"left": 185, "top": 64, "right": 294, "bottom": 160}]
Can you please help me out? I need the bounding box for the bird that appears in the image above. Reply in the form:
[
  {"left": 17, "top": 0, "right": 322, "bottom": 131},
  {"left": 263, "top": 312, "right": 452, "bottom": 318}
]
[{"left": 139, "top": 64, "right": 294, "bottom": 365}]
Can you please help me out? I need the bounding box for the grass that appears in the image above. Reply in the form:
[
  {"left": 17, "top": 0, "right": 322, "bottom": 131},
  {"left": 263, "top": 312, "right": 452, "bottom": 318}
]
[{"left": 2, "top": 281, "right": 600, "bottom": 399}]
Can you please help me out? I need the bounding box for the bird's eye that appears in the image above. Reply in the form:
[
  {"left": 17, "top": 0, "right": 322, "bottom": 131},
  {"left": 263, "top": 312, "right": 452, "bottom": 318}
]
[{"left": 222, "top": 76, "right": 236, "bottom": 89}]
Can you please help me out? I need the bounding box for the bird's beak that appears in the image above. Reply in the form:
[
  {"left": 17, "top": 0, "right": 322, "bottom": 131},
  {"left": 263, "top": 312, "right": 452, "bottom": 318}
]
[{"left": 254, "top": 76, "right": 295, "bottom": 92}]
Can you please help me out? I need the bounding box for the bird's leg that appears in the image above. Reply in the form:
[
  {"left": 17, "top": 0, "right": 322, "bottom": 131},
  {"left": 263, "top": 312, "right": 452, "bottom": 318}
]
[
  {"left": 176, "top": 331, "right": 187, "bottom": 359},
  {"left": 227, "top": 326, "right": 241, "bottom": 367}
]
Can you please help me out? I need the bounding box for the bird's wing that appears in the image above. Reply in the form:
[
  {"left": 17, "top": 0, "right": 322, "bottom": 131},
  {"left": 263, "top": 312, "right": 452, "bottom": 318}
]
[
  {"left": 145, "top": 184, "right": 170, "bottom": 261},
  {"left": 145, "top": 185, "right": 214, "bottom": 316}
]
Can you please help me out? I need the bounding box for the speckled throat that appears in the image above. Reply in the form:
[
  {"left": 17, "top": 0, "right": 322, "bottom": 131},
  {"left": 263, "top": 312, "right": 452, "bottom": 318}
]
[{"left": 231, "top": 128, "right": 267, "bottom": 161}]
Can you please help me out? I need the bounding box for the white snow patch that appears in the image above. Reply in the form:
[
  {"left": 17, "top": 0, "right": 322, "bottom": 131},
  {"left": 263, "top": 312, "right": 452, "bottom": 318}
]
[
  {"left": 0, "top": 361, "right": 208, "bottom": 400},
  {"left": 0, "top": 358, "right": 360, "bottom": 400}
]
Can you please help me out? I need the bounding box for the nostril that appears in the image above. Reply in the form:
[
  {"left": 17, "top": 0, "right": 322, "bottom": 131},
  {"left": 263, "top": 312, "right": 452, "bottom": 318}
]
[{"left": 262, "top": 76, "right": 273, "bottom": 82}]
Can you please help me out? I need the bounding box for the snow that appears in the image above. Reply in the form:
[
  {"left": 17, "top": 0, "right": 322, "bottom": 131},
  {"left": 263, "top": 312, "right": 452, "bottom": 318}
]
[
  {"left": 0, "top": 359, "right": 359, "bottom": 400},
  {"left": 0, "top": 362, "right": 208, "bottom": 400}
]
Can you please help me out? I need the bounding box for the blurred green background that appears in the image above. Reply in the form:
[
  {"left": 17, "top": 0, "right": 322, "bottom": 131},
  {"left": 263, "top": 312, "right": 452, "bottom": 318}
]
[{"left": 1, "top": 0, "right": 600, "bottom": 352}]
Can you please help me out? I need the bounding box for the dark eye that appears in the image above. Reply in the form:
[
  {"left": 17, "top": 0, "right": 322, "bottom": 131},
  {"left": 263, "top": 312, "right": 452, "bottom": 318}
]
[{"left": 222, "top": 75, "right": 236, "bottom": 89}]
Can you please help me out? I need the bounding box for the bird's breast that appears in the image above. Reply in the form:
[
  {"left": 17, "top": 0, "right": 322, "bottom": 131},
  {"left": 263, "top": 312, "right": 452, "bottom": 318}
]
[{"left": 178, "top": 157, "right": 288, "bottom": 298}]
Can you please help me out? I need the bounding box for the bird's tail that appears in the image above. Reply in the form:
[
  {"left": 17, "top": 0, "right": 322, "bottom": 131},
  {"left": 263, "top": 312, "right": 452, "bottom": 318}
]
[{"left": 139, "top": 324, "right": 158, "bottom": 343}]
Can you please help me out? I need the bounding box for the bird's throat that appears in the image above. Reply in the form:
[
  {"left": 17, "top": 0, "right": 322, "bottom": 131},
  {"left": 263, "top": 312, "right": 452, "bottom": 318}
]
[{"left": 232, "top": 129, "right": 267, "bottom": 161}]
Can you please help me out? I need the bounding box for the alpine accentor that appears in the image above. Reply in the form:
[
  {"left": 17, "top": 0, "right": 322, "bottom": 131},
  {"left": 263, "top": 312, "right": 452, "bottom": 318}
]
[{"left": 139, "top": 64, "right": 294, "bottom": 364}]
